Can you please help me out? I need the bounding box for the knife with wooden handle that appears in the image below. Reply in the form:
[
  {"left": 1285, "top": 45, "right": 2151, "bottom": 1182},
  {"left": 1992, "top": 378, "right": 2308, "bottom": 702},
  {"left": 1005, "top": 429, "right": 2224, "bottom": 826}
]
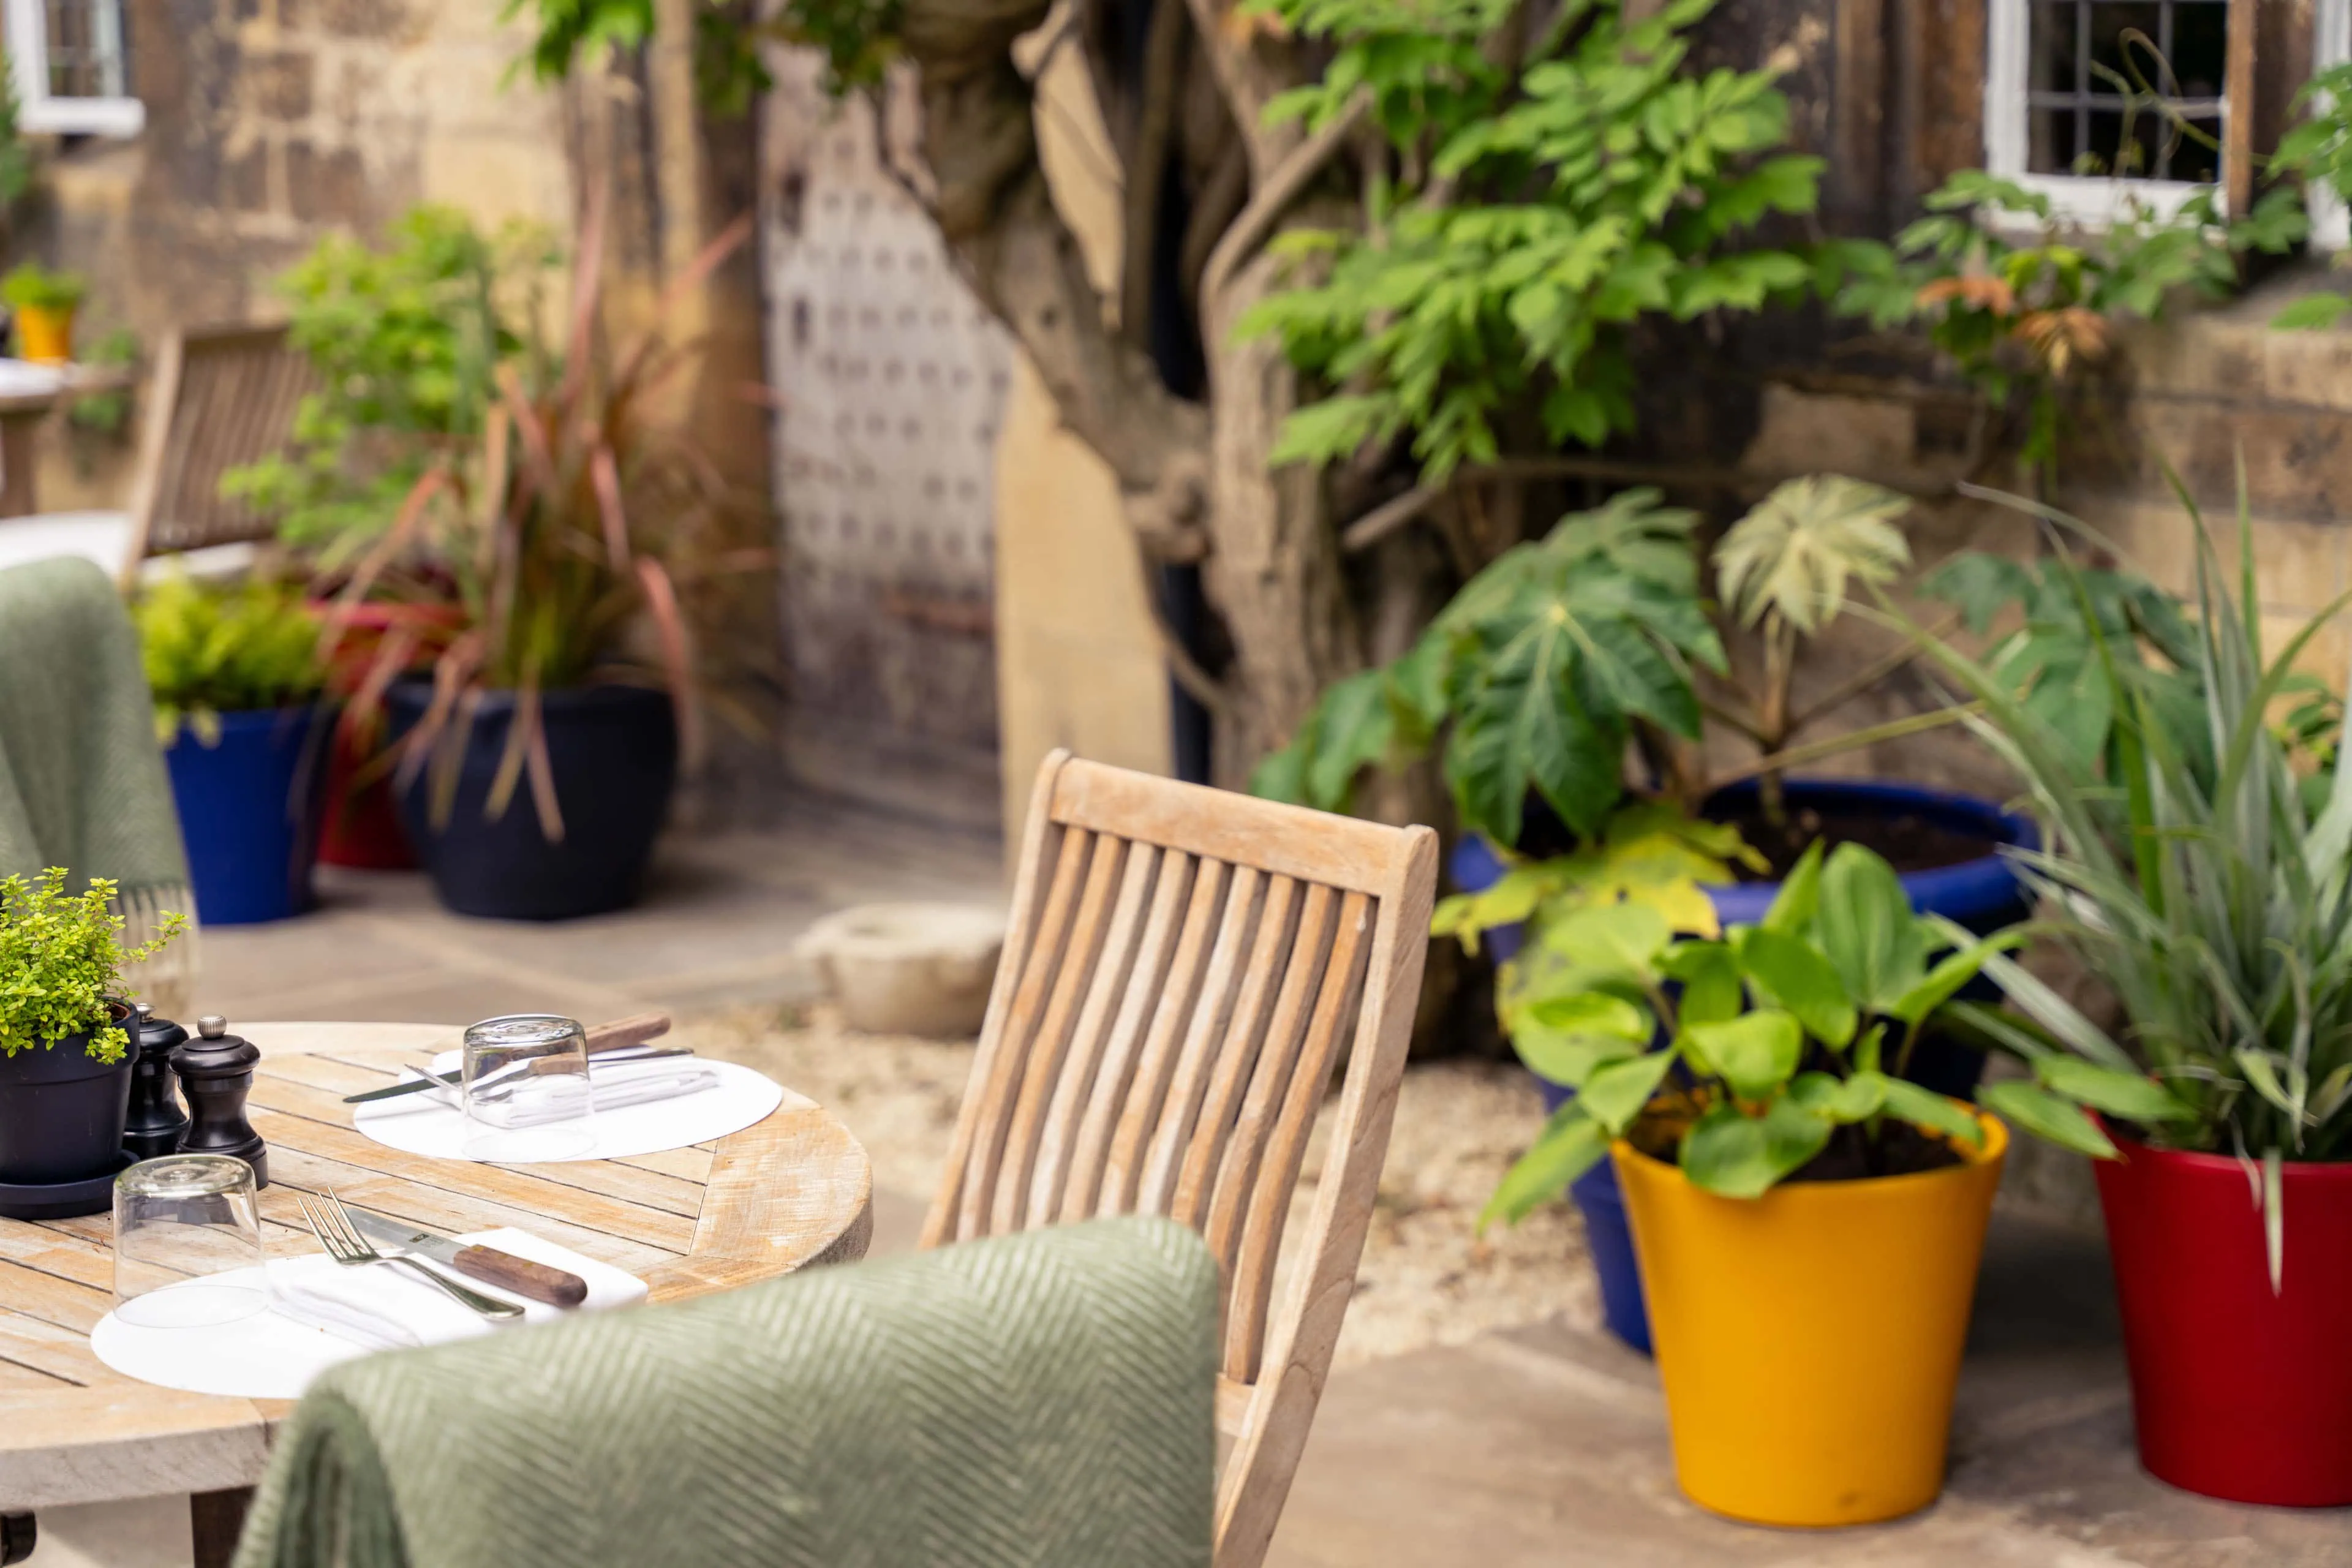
[
  {"left": 345, "top": 1205, "right": 592, "bottom": 1308},
  {"left": 342, "top": 1012, "right": 675, "bottom": 1104}
]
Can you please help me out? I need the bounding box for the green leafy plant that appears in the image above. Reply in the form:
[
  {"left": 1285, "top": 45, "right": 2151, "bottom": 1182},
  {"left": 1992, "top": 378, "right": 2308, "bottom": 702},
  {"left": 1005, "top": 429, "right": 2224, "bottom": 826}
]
[
  {"left": 1482, "top": 842, "right": 2064, "bottom": 1225},
  {"left": 222, "top": 206, "right": 557, "bottom": 564},
  {"left": 0, "top": 51, "right": 35, "bottom": 212},
  {"left": 1913, "top": 489, "right": 2352, "bottom": 1283},
  {"left": 0, "top": 869, "right": 186, "bottom": 1062},
  {"left": 135, "top": 575, "right": 328, "bottom": 745},
  {"left": 2271, "top": 62, "right": 2352, "bottom": 331},
  {"left": 1242, "top": 0, "right": 1824, "bottom": 480},
  {"left": 1, "top": 261, "right": 86, "bottom": 313},
  {"left": 323, "top": 197, "right": 762, "bottom": 837},
  {"left": 65, "top": 327, "right": 138, "bottom": 439},
  {"left": 1830, "top": 172, "right": 2303, "bottom": 483},
  {"left": 500, "top": 0, "right": 784, "bottom": 107}
]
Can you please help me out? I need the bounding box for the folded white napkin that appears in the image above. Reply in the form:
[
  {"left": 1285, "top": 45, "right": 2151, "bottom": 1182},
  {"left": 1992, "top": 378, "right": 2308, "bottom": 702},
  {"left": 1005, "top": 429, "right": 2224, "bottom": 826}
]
[
  {"left": 402, "top": 1061, "right": 721, "bottom": 1117},
  {"left": 266, "top": 1226, "right": 649, "bottom": 1352}
]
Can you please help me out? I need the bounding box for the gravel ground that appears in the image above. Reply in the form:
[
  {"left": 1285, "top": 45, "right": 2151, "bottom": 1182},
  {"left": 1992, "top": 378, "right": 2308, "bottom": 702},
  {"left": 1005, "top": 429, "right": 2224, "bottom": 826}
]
[{"left": 682, "top": 1006, "right": 1597, "bottom": 1368}]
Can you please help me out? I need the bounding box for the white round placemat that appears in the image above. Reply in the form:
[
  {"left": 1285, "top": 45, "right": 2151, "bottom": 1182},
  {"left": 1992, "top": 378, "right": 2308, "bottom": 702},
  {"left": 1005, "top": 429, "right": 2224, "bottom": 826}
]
[
  {"left": 352, "top": 1055, "right": 784, "bottom": 1162},
  {"left": 92, "top": 1262, "right": 366, "bottom": 1399}
]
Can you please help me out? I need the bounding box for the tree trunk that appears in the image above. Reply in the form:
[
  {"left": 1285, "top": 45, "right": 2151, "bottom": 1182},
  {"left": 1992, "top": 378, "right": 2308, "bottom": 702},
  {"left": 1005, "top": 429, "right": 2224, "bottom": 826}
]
[{"left": 1192, "top": 244, "right": 1360, "bottom": 785}]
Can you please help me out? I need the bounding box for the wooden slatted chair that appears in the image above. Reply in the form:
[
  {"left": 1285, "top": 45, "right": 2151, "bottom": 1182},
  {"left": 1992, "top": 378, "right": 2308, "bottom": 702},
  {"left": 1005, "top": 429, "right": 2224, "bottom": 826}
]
[
  {"left": 121, "top": 320, "right": 317, "bottom": 578},
  {"left": 923, "top": 750, "right": 1438, "bottom": 1568}
]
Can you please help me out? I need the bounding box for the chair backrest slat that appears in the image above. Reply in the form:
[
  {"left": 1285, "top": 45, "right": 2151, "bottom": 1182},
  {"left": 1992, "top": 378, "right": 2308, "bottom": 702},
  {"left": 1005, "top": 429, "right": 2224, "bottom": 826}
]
[
  {"left": 923, "top": 752, "right": 1438, "bottom": 1568},
  {"left": 1099, "top": 856, "right": 1231, "bottom": 1216}
]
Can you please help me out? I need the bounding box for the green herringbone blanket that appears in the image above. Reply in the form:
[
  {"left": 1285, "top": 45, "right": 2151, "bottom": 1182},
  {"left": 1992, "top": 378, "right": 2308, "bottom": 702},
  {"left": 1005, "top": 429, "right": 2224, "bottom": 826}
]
[
  {"left": 0, "top": 557, "right": 187, "bottom": 895},
  {"left": 232, "top": 1217, "right": 1219, "bottom": 1568}
]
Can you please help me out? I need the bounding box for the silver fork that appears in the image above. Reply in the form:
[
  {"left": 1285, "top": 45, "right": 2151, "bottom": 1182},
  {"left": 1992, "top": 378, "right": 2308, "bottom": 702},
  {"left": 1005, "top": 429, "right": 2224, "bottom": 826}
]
[{"left": 297, "top": 1192, "right": 525, "bottom": 1321}]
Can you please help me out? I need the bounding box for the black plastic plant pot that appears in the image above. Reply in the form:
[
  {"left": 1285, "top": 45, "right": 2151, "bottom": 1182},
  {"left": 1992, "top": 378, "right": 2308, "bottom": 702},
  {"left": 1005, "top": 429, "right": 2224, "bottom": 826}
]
[
  {"left": 386, "top": 681, "right": 679, "bottom": 922},
  {"left": 0, "top": 1005, "right": 135, "bottom": 1185}
]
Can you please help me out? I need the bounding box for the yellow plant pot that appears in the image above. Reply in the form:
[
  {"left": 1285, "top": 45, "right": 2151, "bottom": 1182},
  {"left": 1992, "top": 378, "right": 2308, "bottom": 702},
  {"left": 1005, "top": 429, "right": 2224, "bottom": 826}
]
[
  {"left": 15, "top": 304, "right": 74, "bottom": 364},
  {"left": 1613, "top": 1114, "right": 2007, "bottom": 1528}
]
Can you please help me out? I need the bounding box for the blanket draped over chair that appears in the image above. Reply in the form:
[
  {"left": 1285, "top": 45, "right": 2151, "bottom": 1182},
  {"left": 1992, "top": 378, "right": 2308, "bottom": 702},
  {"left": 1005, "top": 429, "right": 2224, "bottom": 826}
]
[
  {"left": 0, "top": 556, "right": 196, "bottom": 1014},
  {"left": 232, "top": 1216, "right": 1219, "bottom": 1568}
]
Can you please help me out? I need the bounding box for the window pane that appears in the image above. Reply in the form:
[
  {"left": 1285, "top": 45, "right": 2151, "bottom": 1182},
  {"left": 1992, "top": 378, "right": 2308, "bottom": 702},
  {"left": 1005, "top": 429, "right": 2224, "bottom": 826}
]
[
  {"left": 2025, "top": 0, "right": 2229, "bottom": 180},
  {"left": 42, "top": 0, "right": 129, "bottom": 100}
]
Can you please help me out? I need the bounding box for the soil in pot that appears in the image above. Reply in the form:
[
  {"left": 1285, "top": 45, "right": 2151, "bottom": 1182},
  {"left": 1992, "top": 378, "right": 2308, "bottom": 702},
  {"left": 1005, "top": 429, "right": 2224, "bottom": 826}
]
[
  {"left": 0, "top": 1006, "right": 135, "bottom": 1186},
  {"left": 2095, "top": 1127, "right": 2352, "bottom": 1506},
  {"left": 387, "top": 682, "right": 677, "bottom": 921},
  {"left": 1706, "top": 799, "right": 1995, "bottom": 880},
  {"left": 1617, "top": 1111, "right": 2009, "bottom": 1528}
]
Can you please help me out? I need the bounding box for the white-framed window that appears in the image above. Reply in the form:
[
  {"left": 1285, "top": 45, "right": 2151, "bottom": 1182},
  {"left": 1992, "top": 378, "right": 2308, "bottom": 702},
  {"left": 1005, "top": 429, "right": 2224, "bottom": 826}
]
[
  {"left": 1986, "top": 0, "right": 2231, "bottom": 223},
  {"left": 6, "top": 0, "right": 143, "bottom": 138}
]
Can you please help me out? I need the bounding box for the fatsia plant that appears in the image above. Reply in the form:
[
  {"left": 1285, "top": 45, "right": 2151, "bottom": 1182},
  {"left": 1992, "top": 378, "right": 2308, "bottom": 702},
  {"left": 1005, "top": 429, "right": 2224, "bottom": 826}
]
[
  {"left": 1482, "top": 842, "right": 2051, "bottom": 1226},
  {"left": 1913, "top": 491, "right": 2352, "bottom": 1281},
  {"left": 322, "top": 191, "right": 764, "bottom": 838}
]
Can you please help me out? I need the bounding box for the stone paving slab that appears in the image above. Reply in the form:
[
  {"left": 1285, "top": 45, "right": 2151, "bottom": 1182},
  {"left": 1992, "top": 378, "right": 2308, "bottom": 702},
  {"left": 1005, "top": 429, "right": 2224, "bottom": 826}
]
[{"left": 1267, "top": 1211, "right": 2352, "bottom": 1566}]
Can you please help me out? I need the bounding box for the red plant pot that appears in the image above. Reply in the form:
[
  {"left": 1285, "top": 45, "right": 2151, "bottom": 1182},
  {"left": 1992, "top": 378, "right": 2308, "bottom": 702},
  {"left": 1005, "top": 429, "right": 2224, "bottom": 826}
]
[
  {"left": 317, "top": 726, "right": 415, "bottom": 870},
  {"left": 2094, "top": 1125, "right": 2352, "bottom": 1506}
]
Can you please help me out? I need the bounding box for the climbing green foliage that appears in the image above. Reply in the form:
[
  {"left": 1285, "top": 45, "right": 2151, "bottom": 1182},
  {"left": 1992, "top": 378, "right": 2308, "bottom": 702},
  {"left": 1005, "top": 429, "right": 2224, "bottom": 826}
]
[
  {"left": 0, "top": 869, "right": 186, "bottom": 1062},
  {"left": 1241, "top": 0, "right": 1823, "bottom": 480},
  {"left": 500, "top": 0, "right": 780, "bottom": 107},
  {"left": 1829, "top": 170, "right": 2304, "bottom": 478},
  {"left": 135, "top": 575, "right": 327, "bottom": 746}
]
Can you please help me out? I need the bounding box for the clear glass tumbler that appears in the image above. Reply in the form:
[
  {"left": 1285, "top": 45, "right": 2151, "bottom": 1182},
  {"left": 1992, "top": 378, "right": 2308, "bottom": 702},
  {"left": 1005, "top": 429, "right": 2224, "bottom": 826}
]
[
  {"left": 113, "top": 1154, "right": 267, "bottom": 1328},
  {"left": 461, "top": 1014, "right": 596, "bottom": 1161}
]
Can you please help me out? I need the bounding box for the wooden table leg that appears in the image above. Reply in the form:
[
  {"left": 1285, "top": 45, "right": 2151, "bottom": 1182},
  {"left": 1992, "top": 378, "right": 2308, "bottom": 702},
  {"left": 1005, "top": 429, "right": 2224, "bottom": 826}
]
[
  {"left": 190, "top": 1488, "right": 254, "bottom": 1568},
  {"left": 0, "top": 410, "right": 38, "bottom": 519}
]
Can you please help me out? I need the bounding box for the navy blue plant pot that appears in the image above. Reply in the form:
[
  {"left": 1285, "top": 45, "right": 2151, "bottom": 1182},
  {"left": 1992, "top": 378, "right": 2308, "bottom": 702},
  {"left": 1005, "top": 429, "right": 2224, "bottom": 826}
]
[
  {"left": 1460, "top": 777, "right": 2039, "bottom": 1354},
  {"left": 163, "top": 705, "right": 333, "bottom": 925}
]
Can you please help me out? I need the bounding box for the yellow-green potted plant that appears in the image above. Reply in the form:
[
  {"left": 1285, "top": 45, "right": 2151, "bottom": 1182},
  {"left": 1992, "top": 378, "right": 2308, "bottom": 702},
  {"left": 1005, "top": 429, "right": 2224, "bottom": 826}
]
[
  {"left": 3, "top": 262, "right": 88, "bottom": 363},
  {"left": 0, "top": 869, "right": 184, "bottom": 1205},
  {"left": 1482, "top": 842, "right": 2154, "bottom": 1526}
]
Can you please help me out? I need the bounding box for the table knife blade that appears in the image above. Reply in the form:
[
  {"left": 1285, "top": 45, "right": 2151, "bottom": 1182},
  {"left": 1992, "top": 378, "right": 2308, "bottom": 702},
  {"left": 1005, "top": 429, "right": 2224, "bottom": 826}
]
[
  {"left": 342, "top": 1042, "right": 690, "bottom": 1104},
  {"left": 344, "top": 1205, "right": 590, "bottom": 1308}
]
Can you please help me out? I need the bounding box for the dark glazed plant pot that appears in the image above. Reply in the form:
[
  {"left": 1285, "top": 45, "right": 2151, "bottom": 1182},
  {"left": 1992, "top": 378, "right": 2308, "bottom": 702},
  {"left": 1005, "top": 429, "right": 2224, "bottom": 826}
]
[
  {"left": 0, "top": 1006, "right": 134, "bottom": 1185},
  {"left": 386, "top": 681, "right": 678, "bottom": 922},
  {"left": 162, "top": 705, "right": 334, "bottom": 925},
  {"left": 2095, "top": 1127, "right": 2352, "bottom": 1505},
  {"left": 1457, "top": 776, "right": 2039, "bottom": 1354}
]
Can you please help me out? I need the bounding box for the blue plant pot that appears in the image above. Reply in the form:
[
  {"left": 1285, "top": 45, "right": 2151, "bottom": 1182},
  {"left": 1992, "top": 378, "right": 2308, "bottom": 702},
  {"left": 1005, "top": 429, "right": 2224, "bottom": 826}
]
[
  {"left": 163, "top": 705, "right": 333, "bottom": 926},
  {"left": 1460, "top": 777, "right": 2038, "bottom": 1354}
]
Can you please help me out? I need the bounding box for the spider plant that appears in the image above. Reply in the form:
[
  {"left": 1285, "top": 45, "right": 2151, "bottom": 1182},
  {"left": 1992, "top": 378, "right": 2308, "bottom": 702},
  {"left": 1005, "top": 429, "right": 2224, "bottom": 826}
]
[
  {"left": 1913, "top": 480, "right": 2352, "bottom": 1283},
  {"left": 321, "top": 187, "right": 764, "bottom": 839}
]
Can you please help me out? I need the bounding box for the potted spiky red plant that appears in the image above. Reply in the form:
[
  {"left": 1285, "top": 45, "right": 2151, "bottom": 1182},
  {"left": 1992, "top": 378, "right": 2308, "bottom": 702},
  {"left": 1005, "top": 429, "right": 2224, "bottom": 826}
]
[{"left": 325, "top": 194, "right": 761, "bottom": 920}]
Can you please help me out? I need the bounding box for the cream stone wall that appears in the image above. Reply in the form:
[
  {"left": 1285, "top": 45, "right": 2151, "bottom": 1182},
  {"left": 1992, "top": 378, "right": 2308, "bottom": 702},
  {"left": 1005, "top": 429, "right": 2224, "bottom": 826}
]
[{"left": 991, "top": 42, "right": 1173, "bottom": 844}]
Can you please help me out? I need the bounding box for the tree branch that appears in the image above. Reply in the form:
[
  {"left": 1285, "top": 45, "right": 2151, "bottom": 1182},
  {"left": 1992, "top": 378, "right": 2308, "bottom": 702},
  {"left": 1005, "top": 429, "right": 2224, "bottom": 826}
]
[{"left": 1200, "top": 91, "right": 1370, "bottom": 312}]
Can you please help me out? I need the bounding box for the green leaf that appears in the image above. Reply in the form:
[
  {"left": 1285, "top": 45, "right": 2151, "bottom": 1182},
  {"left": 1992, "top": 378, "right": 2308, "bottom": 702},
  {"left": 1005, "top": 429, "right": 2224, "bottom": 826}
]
[
  {"left": 1883, "top": 927, "right": 2024, "bottom": 1025},
  {"left": 1980, "top": 1079, "right": 2117, "bottom": 1158},
  {"left": 1685, "top": 1009, "right": 1803, "bottom": 1101},
  {"left": 2036, "top": 1058, "right": 2198, "bottom": 1123},
  {"left": 1660, "top": 940, "right": 1741, "bottom": 1027},
  {"left": 1760, "top": 840, "right": 1822, "bottom": 934},
  {"left": 2272, "top": 293, "right": 2352, "bottom": 331},
  {"left": 1734, "top": 927, "right": 1857, "bottom": 1047},
  {"left": 1877, "top": 1076, "right": 1987, "bottom": 1148},
  {"left": 1481, "top": 1110, "right": 1611, "bottom": 1230},
  {"left": 2233, "top": 1049, "right": 2309, "bottom": 1126},
  {"left": 1580, "top": 1048, "right": 1679, "bottom": 1134},
  {"left": 1679, "top": 1097, "right": 1832, "bottom": 1198},
  {"left": 1714, "top": 475, "right": 1912, "bottom": 633},
  {"left": 1538, "top": 902, "right": 1673, "bottom": 978},
  {"left": 1509, "top": 992, "right": 1654, "bottom": 1087},
  {"left": 1788, "top": 1068, "right": 1886, "bottom": 1123},
  {"left": 1814, "top": 843, "right": 1919, "bottom": 1009}
]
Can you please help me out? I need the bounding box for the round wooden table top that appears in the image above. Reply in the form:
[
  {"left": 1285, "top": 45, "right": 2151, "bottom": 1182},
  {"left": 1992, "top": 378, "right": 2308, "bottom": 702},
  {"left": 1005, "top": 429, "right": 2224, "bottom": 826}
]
[{"left": 0, "top": 1022, "right": 873, "bottom": 1512}]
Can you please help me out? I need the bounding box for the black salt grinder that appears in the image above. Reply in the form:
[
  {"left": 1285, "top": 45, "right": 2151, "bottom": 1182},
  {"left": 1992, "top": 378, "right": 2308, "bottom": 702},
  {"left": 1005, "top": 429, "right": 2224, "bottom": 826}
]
[
  {"left": 172, "top": 1014, "right": 269, "bottom": 1187},
  {"left": 122, "top": 1003, "right": 190, "bottom": 1161}
]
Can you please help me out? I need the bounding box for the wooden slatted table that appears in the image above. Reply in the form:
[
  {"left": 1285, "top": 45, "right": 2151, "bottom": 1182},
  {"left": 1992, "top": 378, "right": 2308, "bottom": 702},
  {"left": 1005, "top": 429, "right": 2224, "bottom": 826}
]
[{"left": 0, "top": 1022, "right": 872, "bottom": 1560}]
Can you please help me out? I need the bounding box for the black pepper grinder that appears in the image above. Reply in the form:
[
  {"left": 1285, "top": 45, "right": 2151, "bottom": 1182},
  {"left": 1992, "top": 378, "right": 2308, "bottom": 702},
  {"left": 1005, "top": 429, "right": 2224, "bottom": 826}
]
[
  {"left": 122, "top": 1003, "right": 190, "bottom": 1161},
  {"left": 172, "top": 1014, "right": 268, "bottom": 1187}
]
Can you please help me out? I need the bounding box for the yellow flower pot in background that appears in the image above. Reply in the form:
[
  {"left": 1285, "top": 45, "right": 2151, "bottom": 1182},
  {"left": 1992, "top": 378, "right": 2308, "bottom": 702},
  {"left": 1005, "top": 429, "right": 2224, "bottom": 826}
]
[
  {"left": 15, "top": 303, "right": 75, "bottom": 364},
  {"left": 1613, "top": 1114, "right": 2008, "bottom": 1528}
]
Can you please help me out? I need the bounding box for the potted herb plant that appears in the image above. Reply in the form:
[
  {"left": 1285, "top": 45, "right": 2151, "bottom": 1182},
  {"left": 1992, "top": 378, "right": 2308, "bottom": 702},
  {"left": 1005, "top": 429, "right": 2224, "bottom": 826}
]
[
  {"left": 0, "top": 869, "right": 184, "bottom": 1189},
  {"left": 322, "top": 197, "right": 758, "bottom": 921},
  {"left": 3, "top": 262, "right": 88, "bottom": 364},
  {"left": 1480, "top": 840, "right": 2140, "bottom": 1525},
  {"left": 1919, "top": 500, "right": 2352, "bottom": 1508},
  {"left": 136, "top": 574, "right": 333, "bottom": 924}
]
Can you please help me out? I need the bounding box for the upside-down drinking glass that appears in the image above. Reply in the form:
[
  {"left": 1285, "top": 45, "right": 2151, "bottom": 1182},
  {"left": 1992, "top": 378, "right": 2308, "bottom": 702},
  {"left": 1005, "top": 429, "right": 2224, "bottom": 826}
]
[
  {"left": 113, "top": 1154, "right": 267, "bottom": 1328},
  {"left": 461, "top": 1014, "right": 596, "bottom": 1162}
]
